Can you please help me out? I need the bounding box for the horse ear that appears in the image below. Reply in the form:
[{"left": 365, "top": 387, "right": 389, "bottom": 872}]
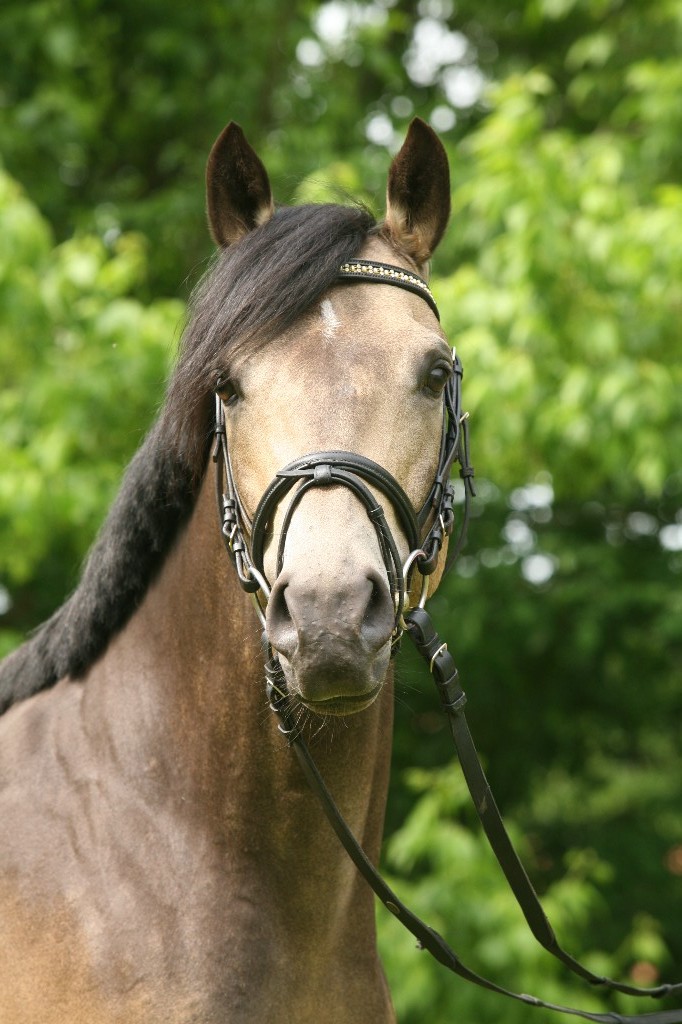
[
  {"left": 384, "top": 118, "right": 451, "bottom": 266},
  {"left": 206, "top": 122, "right": 274, "bottom": 247}
]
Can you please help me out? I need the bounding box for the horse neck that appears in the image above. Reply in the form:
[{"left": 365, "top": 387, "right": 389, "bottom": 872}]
[{"left": 81, "top": 461, "right": 394, "bottom": 949}]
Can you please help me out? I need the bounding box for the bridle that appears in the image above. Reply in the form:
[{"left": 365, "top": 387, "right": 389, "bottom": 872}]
[
  {"left": 213, "top": 258, "right": 474, "bottom": 637},
  {"left": 213, "top": 258, "right": 682, "bottom": 1024}
]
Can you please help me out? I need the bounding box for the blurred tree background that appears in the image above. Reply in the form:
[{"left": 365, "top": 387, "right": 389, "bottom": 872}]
[{"left": 1, "top": 0, "right": 681, "bottom": 1020}]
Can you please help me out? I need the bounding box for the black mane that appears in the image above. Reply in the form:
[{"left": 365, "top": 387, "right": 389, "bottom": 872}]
[{"left": 0, "top": 203, "right": 377, "bottom": 714}]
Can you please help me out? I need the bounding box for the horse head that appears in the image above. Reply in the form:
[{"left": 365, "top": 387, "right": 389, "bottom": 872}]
[{"left": 199, "top": 119, "right": 453, "bottom": 717}]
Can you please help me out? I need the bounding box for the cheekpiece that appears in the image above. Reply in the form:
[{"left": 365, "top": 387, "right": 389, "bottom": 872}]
[{"left": 337, "top": 259, "right": 439, "bottom": 320}]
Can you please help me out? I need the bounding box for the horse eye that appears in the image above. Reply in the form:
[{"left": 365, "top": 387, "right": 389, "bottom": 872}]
[
  {"left": 216, "top": 377, "right": 238, "bottom": 406},
  {"left": 424, "top": 363, "right": 452, "bottom": 396}
]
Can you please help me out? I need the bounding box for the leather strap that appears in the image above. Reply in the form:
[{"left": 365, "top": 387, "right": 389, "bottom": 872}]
[
  {"left": 250, "top": 450, "right": 421, "bottom": 575},
  {"left": 337, "top": 259, "right": 439, "bottom": 320},
  {"left": 404, "top": 608, "right": 682, "bottom": 1003}
]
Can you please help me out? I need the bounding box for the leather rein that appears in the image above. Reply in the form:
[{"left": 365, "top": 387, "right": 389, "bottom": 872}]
[{"left": 212, "top": 258, "right": 682, "bottom": 1023}]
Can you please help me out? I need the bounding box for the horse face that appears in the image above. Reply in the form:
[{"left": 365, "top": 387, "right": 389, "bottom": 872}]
[
  {"left": 224, "top": 242, "right": 451, "bottom": 713},
  {"left": 208, "top": 121, "right": 452, "bottom": 715}
]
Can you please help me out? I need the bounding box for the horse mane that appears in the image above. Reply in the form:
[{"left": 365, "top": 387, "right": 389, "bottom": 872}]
[{"left": 0, "top": 203, "right": 377, "bottom": 715}]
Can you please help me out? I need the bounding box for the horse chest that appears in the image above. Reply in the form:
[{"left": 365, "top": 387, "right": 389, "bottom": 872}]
[
  {"left": 0, "top": 687, "right": 393, "bottom": 1024},
  {"left": 0, "top": 853, "right": 392, "bottom": 1024}
]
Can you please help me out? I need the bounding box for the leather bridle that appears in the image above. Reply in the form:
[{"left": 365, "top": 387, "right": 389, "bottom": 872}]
[
  {"left": 213, "top": 258, "right": 682, "bottom": 1023},
  {"left": 213, "top": 258, "right": 474, "bottom": 635}
]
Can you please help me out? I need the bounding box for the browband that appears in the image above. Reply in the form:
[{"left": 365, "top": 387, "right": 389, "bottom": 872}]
[{"left": 338, "top": 259, "right": 439, "bottom": 319}]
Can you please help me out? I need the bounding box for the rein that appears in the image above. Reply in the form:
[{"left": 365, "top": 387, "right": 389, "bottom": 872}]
[{"left": 213, "top": 259, "right": 682, "bottom": 1023}]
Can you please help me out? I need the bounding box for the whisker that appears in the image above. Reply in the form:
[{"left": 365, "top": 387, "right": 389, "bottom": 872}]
[{"left": 310, "top": 716, "right": 330, "bottom": 744}]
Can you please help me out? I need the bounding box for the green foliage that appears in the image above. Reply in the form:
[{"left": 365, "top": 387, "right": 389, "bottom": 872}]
[
  {"left": 0, "top": 170, "right": 182, "bottom": 627},
  {"left": 435, "top": 71, "right": 682, "bottom": 498},
  {"left": 1, "top": 1, "right": 682, "bottom": 1020}
]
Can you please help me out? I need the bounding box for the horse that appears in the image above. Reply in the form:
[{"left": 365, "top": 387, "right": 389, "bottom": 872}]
[{"left": 0, "top": 118, "right": 453, "bottom": 1023}]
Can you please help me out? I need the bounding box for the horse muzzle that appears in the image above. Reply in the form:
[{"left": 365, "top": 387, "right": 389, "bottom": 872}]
[{"left": 265, "top": 566, "right": 394, "bottom": 713}]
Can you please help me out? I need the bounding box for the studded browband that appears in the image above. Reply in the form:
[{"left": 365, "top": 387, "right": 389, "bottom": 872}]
[{"left": 338, "top": 259, "right": 440, "bottom": 320}]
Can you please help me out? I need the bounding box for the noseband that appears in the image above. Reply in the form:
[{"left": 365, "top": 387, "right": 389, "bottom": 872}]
[
  {"left": 213, "top": 258, "right": 475, "bottom": 636},
  {"left": 213, "top": 259, "right": 682, "bottom": 1024}
]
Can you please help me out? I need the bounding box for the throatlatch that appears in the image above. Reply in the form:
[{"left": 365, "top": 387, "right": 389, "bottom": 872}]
[{"left": 214, "top": 260, "right": 682, "bottom": 1024}]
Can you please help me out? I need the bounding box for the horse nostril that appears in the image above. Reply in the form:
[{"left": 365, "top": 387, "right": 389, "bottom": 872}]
[
  {"left": 266, "top": 577, "right": 297, "bottom": 660},
  {"left": 365, "top": 577, "right": 388, "bottom": 628},
  {"left": 360, "top": 571, "right": 395, "bottom": 653}
]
